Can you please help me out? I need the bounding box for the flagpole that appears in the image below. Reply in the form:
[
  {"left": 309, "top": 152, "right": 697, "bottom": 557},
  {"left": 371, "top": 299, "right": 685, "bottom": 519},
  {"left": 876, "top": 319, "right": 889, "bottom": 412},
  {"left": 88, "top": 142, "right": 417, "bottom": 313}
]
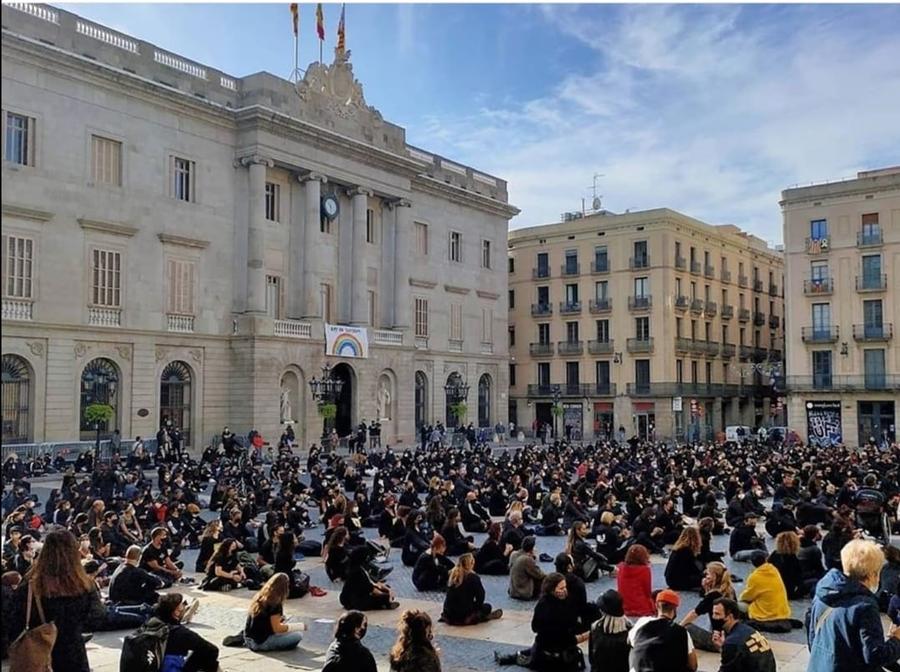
[{"left": 319, "top": 39, "right": 323, "bottom": 64}]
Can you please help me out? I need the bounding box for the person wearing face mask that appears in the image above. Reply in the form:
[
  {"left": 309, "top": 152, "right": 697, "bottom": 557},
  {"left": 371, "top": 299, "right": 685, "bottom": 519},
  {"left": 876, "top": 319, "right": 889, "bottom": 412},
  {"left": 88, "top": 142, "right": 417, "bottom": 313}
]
[
  {"left": 807, "top": 539, "right": 900, "bottom": 672},
  {"left": 322, "top": 609, "right": 377, "bottom": 672},
  {"left": 709, "top": 598, "right": 776, "bottom": 672}
]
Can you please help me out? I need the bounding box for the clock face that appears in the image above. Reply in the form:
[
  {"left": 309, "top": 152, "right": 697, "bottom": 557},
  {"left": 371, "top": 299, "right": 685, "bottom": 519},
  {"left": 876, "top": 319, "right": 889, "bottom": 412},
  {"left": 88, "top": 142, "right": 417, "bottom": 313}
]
[{"left": 322, "top": 194, "right": 339, "bottom": 220}]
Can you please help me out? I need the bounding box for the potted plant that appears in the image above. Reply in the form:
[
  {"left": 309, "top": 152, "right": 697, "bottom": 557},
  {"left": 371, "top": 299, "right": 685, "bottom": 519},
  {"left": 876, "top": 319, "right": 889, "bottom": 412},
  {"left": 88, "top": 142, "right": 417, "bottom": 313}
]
[{"left": 84, "top": 403, "right": 114, "bottom": 467}]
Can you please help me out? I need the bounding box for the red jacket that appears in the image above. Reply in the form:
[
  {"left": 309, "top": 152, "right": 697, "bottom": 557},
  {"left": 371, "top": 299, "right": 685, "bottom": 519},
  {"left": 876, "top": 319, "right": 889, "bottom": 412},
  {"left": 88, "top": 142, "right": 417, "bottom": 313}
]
[{"left": 617, "top": 562, "right": 656, "bottom": 616}]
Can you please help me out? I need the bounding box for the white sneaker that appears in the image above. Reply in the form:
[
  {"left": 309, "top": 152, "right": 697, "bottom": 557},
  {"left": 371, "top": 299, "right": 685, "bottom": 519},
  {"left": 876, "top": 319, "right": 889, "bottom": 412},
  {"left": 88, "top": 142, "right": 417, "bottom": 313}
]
[{"left": 181, "top": 598, "right": 200, "bottom": 624}]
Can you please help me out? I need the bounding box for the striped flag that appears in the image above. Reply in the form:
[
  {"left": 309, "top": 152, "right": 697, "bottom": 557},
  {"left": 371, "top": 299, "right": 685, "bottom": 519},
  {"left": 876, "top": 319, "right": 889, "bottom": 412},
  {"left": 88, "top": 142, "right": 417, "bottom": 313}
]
[
  {"left": 289, "top": 3, "right": 298, "bottom": 37},
  {"left": 316, "top": 3, "right": 325, "bottom": 41},
  {"left": 336, "top": 3, "right": 345, "bottom": 53}
]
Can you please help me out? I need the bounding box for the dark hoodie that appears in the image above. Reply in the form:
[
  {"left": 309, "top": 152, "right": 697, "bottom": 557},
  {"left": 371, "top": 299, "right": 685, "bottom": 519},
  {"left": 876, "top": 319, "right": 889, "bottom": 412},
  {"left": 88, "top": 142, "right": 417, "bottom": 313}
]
[{"left": 807, "top": 568, "right": 900, "bottom": 672}]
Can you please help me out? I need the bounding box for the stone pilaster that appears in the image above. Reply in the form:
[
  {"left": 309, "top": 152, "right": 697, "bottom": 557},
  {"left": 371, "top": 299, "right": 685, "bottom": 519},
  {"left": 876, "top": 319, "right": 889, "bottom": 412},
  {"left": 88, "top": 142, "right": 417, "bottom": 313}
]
[
  {"left": 393, "top": 199, "right": 412, "bottom": 330},
  {"left": 241, "top": 155, "right": 273, "bottom": 314},
  {"left": 299, "top": 173, "right": 327, "bottom": 319},
  {"left": 349, "top": 187, "right": 372, "bottom": 325}
]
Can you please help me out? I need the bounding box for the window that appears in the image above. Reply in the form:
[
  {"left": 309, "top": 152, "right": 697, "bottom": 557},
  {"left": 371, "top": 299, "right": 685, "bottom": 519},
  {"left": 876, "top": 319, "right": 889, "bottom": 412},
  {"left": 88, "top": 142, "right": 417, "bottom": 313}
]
[
  {"left": 509, "top": 364, "right": 517, "bottom": 386},
  {"left": 265, "top": 275, "right": 283, "bottom": 319},
  {"left": 508, "top": 257, "right": 515, "bottom": 273},
  {"left": 691, "top": 320, "right": 698, "bottom": 340},
  {"left": 676, "top": 360, "right": 683, "bottom": 383},
  {"left": 811, "top": 303, "right": 831, "bottom": 330},
  {"left": 415, "top": 222, "right": 428, "bottom": 255},
  {"left": 812, "top": 351, "right": 832, "bottom": 388},
  {"left": 674, "top": 241, "right": 682, "bottom": 261},
  {"left": 596, "top": 320, "right": 610, "bottom": 342},
  {"left": 564, "top": 249, "right": 578, "bottom": 274},
  {"left": 633, "top": 240, "right": 648, "bottom": 265},
  {"left": 91, "top": 249, "right": 121, "bottom": 307},
  {"left": 566, "top": 362, "right": 580, "bottom": 386},
  {"left": 481, "top": 308, "right": 493, "bottom": 342},
  {"left": 414, "top": 297, "right": 429, "bottom": 337},
  {"left": 265, "top": 182, "right": 280, "bottom": 221},
  {"left": 538, "top": 323, "right": 550, "bottom": 345},
  {"left": 450, "top": 303, "right": 463, "bottom": 341},
  {"left": 635, "top": 360, "right": 650, "bottom": 389},
  {"left": 864, "top": 349, "right": 886, "bottom": 388},
  {"left": 810, "top": 260, "right": 828, "bottom": 281},
  {"left": 705, "top": 362, "right": 712, "bottom": 384},
  {"left": 171, "top": 156, "right": 195, "bottom": 202},
  {"left": 368, "top": 290, "right": 377, "bottom": 326},
  {"left": 634, "top": 277, "right": 649, "bottom": 297},
  {"left": 2, "top": 235, "right": 33, "bottom": 299},
  {"left": 721, "top": 288, "right": 728, "bottom": 305},
  {"left": 482, "top": 240, "right": 492, "bottom": 269},
  {"left": 566, "top": 321, "right": 579, "bottom": 342},
  {"left": 635, "top": 317, "right": 650, "bottom": 340},
  {"left": 705, "top": 322, "right": 712, "bottom": 341},
  {"left": 537, "top": 362, "right": 550, "bottom": 387},
  {"left": 321, "top": 283, "right": 333, "bottom": 322},
  {"left": 508, "top": 326, "right": 516, "bottom": 347},
  {"left": 721, "top": 256, "right": 727, "bottom": 273},
  {"left": 721, "top": 325, "right": 728, "bottom": 343},
  {"left": 690, "top": 281, "right": 697, "bottom": 299},
  {"left": 861, "top": 213, "right": 880, "bottom": 243},
  {"left": 704, "top": 285, "right": 711, "bottom": 301},
  {"left": 5, "top": 112, "right": 34, "bottom": 166},
  {"left": 508, "top": 289, "right": 515, "bottom": 309},
  {"left": 167, "top": 260, "right": 196, "bottom": 315},
  {"left": 565, "top": 283, "right": 579, "bottom": 304},
  {"left": 861, "top": 254, "right": 881, "bottom": 282},
  {"left": 810, "top": 219, "right": 828, "bottom": 240},
  {"left": 449, "top": 231, "right": 462, "bottom": 262},
  {"left": 91, "top": 135, "right": 122, "bottom": 186},
  {"left": 596, "top": 361, "right": 610, "bottom": 386},
  {"left": 537, "top": 252, "right": 549, "bottom": 277},
  {"left": 366, "top": 209, "right": 375, "bottom": 243},
  {"left": 594, "top": 246, "right": 608, "bottom": 272},
  {"left": 321, "top": 214, "right": 332, "bottom": 234},
  {"left": 739, "top": 327, "right": 746, "bottom": 346},
  {"left": 863, "top": 300, "right": 883, "bottom": 337},
  {"left": 676, "top": 317, "right": 683, "bottom": 338},
  {"left": 691, "top": 361, "right": 698, "bottom": 384},
  {"left": 537, "top": 286, "right": 550, "bottom": 306},
  {"left": 595, "top": 281, "right": 608, "bottom": 300}
]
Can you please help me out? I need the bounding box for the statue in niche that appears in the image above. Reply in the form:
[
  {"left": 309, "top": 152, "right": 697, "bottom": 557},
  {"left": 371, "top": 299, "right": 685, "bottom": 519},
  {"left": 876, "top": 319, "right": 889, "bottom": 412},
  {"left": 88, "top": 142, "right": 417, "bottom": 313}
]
[
  {"left": 280, "top": 387, "right": 293, "bottom": 423},
  {"left": 377, "top": 379, "right": 392, "bottom": 421}
]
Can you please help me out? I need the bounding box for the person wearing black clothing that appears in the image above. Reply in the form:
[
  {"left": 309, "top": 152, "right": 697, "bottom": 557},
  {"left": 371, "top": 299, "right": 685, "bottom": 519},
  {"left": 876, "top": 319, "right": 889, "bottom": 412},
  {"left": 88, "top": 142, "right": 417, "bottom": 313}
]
[
  {"left": 402, "top": 512, "right": 431, "bottom": 567},
  {"left": 567, "top": 521, "right": 614, "bottom": 582},
  {"left": 461, "top": 491, "right": 491, "bottom": 533},
  {"left": 109, "top": 545, "right": 163, "bottom": 605},
  {"left": 501, "top": 512, "right": 527, "bottom": 551},
  {"left": 324, "top": 527, "right": 351, "bottom": 582},
  {"left": 412, "top": 534, "right": 454, "bottom": 591},
  {"left": 764, "top": 502, "right": 798, "bottom": 539},
  {"left": 589, "top": 589, "right": 631, "bottom": 672},
  {"left": 195, "top": 520, "right": 222, "bottom": 574},
  {"left": 767, "top": 531, "right": 807, "bottom": 599},
  {"left": 555, "top": 552, "right": 599, "bottom": 633},
  {"left": 322, "top": 610, "right": 378, "bottom": 672},
  {"left": 698, "top": 518, "right": 725, "bottom": 564},
  {"left": 201, "top": 538, "right": 246, "bottom": 591},
  {"left": 441, "top": 553, "right": 501, "bottom": 625},
  {"left": 710, "top": 598, "right": 776, "bottom": 672},
  {"left": 797, "top": 525, "right": 826, "bottom": 589},
  {"left": 440, "top": 508, "right": 475, "bottom": 556},
  {"left": 475, "top": 522, "right": 512, "bottom": 575},
  {"left": 594, "top": 512, "right": 630, "bottom": 565},
  {"left": 539, "top": 493, "right": 565, "bottom": 536},
  {"left": 664, "top": 527, "right": 704, "bottom": 592},
  {"left": 339, "top": 546, "right": 398, "bottom": 611},
  {"left": 729, "top": 513, "right": 767, "bottom": 561},
  {"left": 154, "top": 593, "right": 220, "bottom": 672},
  {"left": 627, "top": 590, "right": 697, "bottom": 672}
]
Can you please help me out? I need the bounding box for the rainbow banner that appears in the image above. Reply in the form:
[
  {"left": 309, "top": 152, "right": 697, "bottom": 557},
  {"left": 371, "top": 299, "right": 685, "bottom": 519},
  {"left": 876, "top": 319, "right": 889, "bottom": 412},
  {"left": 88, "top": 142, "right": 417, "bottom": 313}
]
[{"left": 325, "top": 323, "right": 369, "bottom": 359}]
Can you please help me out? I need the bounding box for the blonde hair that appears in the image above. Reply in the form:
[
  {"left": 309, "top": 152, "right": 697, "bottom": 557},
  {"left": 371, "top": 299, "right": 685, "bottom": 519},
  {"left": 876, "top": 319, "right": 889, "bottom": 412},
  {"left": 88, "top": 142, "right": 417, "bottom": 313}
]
[
  {"left": 840, "top": 539, "right": 884, "bottom": 583},
  {"left": 448, "top": 553, "right": 475, "bottom": 587},
  {"left": 705, "top": 561, "right": 735, "bottom": 599},
  {"left": 672, "top": 527, "right": 701, "bottom": 555},
  {"left": 600, "top": 511, "right": 615, "bottom": 526},
  {"left": 249, "top": 572, "right": 290, "bottom": 617},
  {"left": 775, "top": 531, "right": 800, "bottom": 556}
]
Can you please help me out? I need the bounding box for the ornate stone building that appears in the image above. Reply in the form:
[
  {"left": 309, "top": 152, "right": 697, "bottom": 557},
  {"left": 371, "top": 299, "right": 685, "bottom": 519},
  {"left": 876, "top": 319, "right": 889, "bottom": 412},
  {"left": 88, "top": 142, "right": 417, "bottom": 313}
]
[{"left": 1, "top": 4, "right": 517, "bottom": 450}]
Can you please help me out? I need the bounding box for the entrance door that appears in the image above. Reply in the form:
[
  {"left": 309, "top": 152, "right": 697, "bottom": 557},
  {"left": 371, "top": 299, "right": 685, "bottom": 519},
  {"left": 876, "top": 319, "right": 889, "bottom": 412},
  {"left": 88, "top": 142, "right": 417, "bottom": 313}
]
[
  {"left": 332, "top": 363, "right": 354, "bottom": 436},
  {"left": 535, "top": 402, "right": 553, "bottom": 437},
  {"left": 634, "top": 412, "right": 656, "bottom": 440},
  {"left": 858, "top": 401, "right": 896, "bottom": 447}
]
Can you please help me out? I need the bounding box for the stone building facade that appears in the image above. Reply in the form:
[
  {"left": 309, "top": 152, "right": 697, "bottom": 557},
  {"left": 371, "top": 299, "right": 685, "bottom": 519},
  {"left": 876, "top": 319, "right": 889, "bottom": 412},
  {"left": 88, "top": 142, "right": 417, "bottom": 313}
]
[
  {"left": 1, "top": 4, "right": 517, "bottom": 451},
  {"left": 507, "top": 208, "right": 785, "bottom": 441},
  {"left": 782, "top": 167, "right": 899, "bottom": 447}
]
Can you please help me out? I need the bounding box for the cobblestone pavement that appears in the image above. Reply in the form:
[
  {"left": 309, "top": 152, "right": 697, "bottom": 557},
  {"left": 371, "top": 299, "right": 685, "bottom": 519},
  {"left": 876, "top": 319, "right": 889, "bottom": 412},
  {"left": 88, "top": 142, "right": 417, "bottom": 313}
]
[{"left": 13, "top": 469, "right": 897, "bottom": 672}]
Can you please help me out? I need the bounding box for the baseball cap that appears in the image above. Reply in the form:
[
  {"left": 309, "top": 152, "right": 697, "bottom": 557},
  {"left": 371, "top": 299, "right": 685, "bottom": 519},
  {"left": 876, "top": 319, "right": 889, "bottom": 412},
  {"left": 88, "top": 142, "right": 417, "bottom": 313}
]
[{"left": 656, "top": 589, "right": 681, "bottom": 607}]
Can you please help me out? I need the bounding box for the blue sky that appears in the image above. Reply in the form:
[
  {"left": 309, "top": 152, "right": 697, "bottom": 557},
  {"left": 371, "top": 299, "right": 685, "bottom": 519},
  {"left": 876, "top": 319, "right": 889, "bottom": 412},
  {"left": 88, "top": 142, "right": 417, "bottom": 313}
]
[{"left": 66, "top": 3, "right": 900, "bottom": 242}]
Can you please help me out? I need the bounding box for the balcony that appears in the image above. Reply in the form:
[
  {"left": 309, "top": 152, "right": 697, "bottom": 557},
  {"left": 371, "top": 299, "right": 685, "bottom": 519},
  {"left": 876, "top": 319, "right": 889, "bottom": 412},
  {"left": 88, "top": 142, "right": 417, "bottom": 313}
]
[
  {"left": 626, "top": 337, "right": 654, "bottom": 353},
  {"left": 559, "top": 301, "right": 582, "bottom": 315},
  {"left": 786, "top": 374, "right": 900, "bottom": 392},
  {"left": 591, "top": 382, "right": 617, "bottom": 396},
  {"left": 704, "top": 265, "right": 715, "bottom": 278},
  {"left": 704, "top": 341, "right": 720, "bottom": 358},
  {"left": 721, "top": 269, "right": 732, "bottom": 284},
  {"left": 167, "top": 314, "right": 194, "bottom": 333},
  {"left": 853, "top": 323, "right": 893, "bottom": 342},
  {"left": 588, "top": 339, "right": 614, "bottom": 355},
  {"left": 721, "top": 305, "right": 734, "bottom": 320},
  {"left": 739, "top": 345, "right": 752, "bottom": 360},
  {"left": 675, "top": 256, "right": 686, "bottom": 270},
  {"left": 532, "top": 267, "right": 551, "bottom": 279},
  {"left": 561, "top": 263, "right": 580, "bottom": 277},
  {"left": 274, "top": 319, "right": 312, "bottom": 339},
  {"left": 721, "top": 343, "right": 736, "bottom": 358},
  {"left": 769, "top": 315, "right": 780, "bottom": 329},
  {"left": 674, "top": 296, "right": 689, "bottom": 311},
  {"left": 804, "top": 278, "right": 833, "bottom": 295},
  {"left": 531, "top": 303, "right": 553, "bottom": 317},
  {"left": 557, "top": 340, "right": 584, "bottom": 356},
  {"left": 801, "top": 326, "right": 840, "bottom": 343},
  {"left": 768, "top": 349, "right": 782, "bottom": 362},
  {"left": 754, "top": 279, "right": 764, "bottom": 293},
  {"left": 529, "top": 342, "right": 554, "bottom": 357},
  {"left": 738, "top": 308, "right": 750, "bottom": 322},
  {"left": 625, "top": 382, "right": 727, "bottom": 397},
  {"left": 626, "top": 382, "right": 653, "bottom": 396},
  {"left": 704, "top": 301, "right": 718, "bottom": 317},
  {"left": 629, "top": 256, "right": 650, "bottom": 270},
  {"left": 2, "top": 299, "right": 32, "bottom": 321},
  {"left": 752, "top": 347, "right": 768, "bottom": 363},
  {"left": 753, "top": 311, "right": 766, "bottom": 327},
  {"left": 373, "top": 329, "right": 404, "bottom": 346},
  {"left": 589, "top": 298, "right": 612, "bottom": 314},
  {"left": 690, "top": 298, "right": 704, "bottom": 314},
  {"left": 628, "top": 295, "right": 652, "bottom": 311},
  {"left": 675, "top": 337, "right": 693, "bottom": 354},
  {"left": 88, "top": 306, "right": 121, "bottom": 327},
  {"left": 857, "top": 230, "right": 883, "bottom": 247},
  {"left": 738, "top": 274, "right": 749, "bottom": 288},
  {"left": 527, "top": 383, "right": 617, "bottom": 398},
  {"left": 590, "top": 260, "right": 610, "bottom": 274},
  {"left": 690, "top": 260, "right": 701, "bottom": 274},
  {"left": 769, "top": 284, "right": 779, "bottom": 297},
  {"left": 856, "top": 274, "right": 887, "bottom": 292},
  {"left": 805, "top": 236, "right": 831, "bottom": 254}
]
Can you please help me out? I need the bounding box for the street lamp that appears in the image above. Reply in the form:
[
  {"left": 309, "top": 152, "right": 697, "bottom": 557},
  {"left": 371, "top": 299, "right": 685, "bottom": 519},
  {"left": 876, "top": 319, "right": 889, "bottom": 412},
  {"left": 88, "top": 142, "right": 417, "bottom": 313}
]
[
  {"left": 83, "top": 368, "right": 117, "bottom": 467},
  {"left": 552, "top": 384, "right": 561, "bottom": 440},
  {"left": 308, "top": 362, "right": 344, "bottom": 444}
]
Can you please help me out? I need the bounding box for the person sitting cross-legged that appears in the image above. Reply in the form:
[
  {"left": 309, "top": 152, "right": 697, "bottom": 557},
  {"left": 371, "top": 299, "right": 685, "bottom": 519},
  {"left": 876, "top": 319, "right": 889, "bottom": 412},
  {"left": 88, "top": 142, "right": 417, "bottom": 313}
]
[
  {"left": 243, "top": 573, "right": 306, "bottom": 652},
  {"left": 441, "top": 553, "right": 502, "bottom": 625},
  {"left": 738, "top": 551, "right": 797, "bottom": 633},
  {"left": 710, "top": 598, "right": 776, "bottom": 672}
]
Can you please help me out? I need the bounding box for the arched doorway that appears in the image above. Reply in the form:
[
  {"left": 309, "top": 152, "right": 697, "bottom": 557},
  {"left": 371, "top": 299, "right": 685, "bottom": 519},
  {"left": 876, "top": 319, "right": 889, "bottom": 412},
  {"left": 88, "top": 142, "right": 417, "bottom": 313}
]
[
  {"left": 478, "top": 373, "right": 492, "bottom": 427},
  {"left": 445, "top": 372, "right": 464, "bottom": 428},
  {"left": 2, "top": 354, "right": 31, "bottom": 444},
  {"left": 80, "top": 357, "right": 119, "bottom": 440},
  {"left": 160, "top": 361, "right": 192, "bottom": 447},
  {"left": 332, "top": 363, "right": 354, "bottom": 436},
  {"left": 414, "top": 371, "right": 428, "bottom": 430}
]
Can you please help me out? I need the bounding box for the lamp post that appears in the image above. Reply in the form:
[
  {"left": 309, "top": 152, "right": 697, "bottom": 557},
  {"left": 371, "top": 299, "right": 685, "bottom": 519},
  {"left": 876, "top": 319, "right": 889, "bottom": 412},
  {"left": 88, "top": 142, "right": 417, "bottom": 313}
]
[
  {"left": 83, "top": 369, "right": 117, "bottom": 468},
  {"left": 552, "top": 384, "right": 561, "bottom": 440},
  {"left": 308, "top": 362, "right": 344, "bottom": 445}
]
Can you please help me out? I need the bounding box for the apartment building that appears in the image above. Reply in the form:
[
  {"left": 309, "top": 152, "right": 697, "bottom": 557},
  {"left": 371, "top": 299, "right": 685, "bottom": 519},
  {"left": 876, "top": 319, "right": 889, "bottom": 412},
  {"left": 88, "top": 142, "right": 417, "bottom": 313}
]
[
  {"left": 507, "top": 209, "right": 784, "bottom": 441},
  {"left": 782, "top": 167, "right": 900, "bottom": 447},
  {"left": 0, "top": 4, "right": 517, "bottom": 449}
]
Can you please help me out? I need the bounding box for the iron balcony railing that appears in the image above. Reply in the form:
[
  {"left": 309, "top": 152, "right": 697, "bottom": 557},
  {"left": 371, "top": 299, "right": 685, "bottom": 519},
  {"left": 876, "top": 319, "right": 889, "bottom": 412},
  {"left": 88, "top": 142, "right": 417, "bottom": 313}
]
[
  {"left": 526, "top": 383, "right": 617, "bottom": 397},
  {"left": 857, "top": 230, "right": 883, "bottom": 247},
  {"left": 721, "top": 343, "right": 736, "bottom": 358},
  {"left": 628, "top": 295, "right": 652, "bottom": 311},
  {"left": 591, "top": 260, "right": 610, "bottom": 274},
  {"left": 768, "top": 349, "right": 783, "bottom": 362},
  {"left": 804, "top": 278, "right": 833, "bottom": 295},
  {"left": 690, "top": 260, "right": 701, "bottom": 274},
  {"left": 754, "top": 279, "right": 765, "bottom": 292},
  {"left": 674, "top": 296, "right": 689, "bottom": 310},
  {"left": 559, "top": 301, "right": 582, "bottom": 315},
  {"left": 675, "top": 337, "right": 694, "bottom": 354},
  {"left": 721, "top": 305, "right": 734, "bottom": 319},
  {"left": 801, "top": 326, "right": 840, "bottom": 343},
  {"left": 626, "top": 382, "right": 745, "bottom": 397},
  {"left": 738, "top": 274, "right": 749, "bottom": 288},
  {"left": 690, "top": 298, "right": 704, "bottom": 313},
  {"left": 529, "top": 342, "right": 554, "bottom": 356},
  {"left": 704, "top": 341, "right": 720, "bottom": 357},
  {"left": 856, "top": 274, "right": 887, "bottom": 292},
  {"left": 786, "top": 375, "right": 900, "bottom": 392},
  {"left": 557, "top": 340, "right": 584, "bottom": 355},
  {"left": 532, "top": 267, "right": 551, "bottom": 279},
  {"left": 675, "top": 256, "right": 686, "bottom": 270},
  {"left": 704, "top": 301, "right": 718, "bottom": 317},
  {"left": 629, "top": 256, "right": 650, "bottom": 270},
  {"left": 704, "top": 265, "right": 715, "bottom": 278},
  {"left": 752, "top": 347, "right": 768, "bottom": 362},
  {"left": 738, "top": 308, "right": 750, "bottom": 322},
  {"left": 588, "top": 339, "right": 614, "bottom": 355},
  {"left": 626, "top": 337, "right": 654, "bottom": 353},
  {"left": 721, "top": 269, "right": 732, "bottom": 283},
  {"left": 753, "top": 311, "right": 767, "bottom": 326},
  {"left": 769, "top": 315, "right": 780, "bottom": 329},
  {"left": 531, "top": 303, "right": 552, "bottom": 317},
  {"left": 852, "top": 323, "right": 893, "bottom": 341},
  {"left": 589, "top": 298, "right": 612, "bottom": 313},
  {"left": 561, "top": 263, "right": 580, "bottom": 276},
  {"left": 739, "top": 345, "right": 752, "bottom": 360},
  {"left": 769, "top": 284, "right": 779, "bottom": 297}
]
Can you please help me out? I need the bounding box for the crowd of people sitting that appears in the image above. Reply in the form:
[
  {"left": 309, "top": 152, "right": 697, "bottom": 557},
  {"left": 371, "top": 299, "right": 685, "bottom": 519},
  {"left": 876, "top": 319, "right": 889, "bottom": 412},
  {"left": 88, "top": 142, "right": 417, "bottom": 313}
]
[{"left": 1, "top": 426, "right": 899, "bottom": 672}]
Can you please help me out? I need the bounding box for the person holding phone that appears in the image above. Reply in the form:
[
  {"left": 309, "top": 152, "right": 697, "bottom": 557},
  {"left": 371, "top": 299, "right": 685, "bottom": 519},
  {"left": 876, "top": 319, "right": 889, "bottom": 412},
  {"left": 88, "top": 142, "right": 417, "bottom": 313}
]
[{"left": 244, "top": 573, "right": 305, "bottom": 652}]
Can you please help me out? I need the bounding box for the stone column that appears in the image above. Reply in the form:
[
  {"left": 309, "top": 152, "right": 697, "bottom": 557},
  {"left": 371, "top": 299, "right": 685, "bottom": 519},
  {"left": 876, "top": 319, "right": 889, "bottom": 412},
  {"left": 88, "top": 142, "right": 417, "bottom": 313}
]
[
  {"left": 350, "top": 188, "right": 372, "bottom": 325},
  {"left": 242, "top": 155, "right": 272, "bottom": 314},
  {"left": 299, "top": 173, "right": 327, "bottom": 319},
  {"left": 393, "top": 200, "right": 412, "bottom": 329}
]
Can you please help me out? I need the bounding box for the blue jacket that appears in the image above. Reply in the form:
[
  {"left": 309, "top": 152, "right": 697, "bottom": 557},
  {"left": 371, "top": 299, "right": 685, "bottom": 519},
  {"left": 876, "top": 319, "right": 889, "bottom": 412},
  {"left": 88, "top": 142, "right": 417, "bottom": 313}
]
[{"left": 807, "top": 568, "right": 900, "bottom": 672}]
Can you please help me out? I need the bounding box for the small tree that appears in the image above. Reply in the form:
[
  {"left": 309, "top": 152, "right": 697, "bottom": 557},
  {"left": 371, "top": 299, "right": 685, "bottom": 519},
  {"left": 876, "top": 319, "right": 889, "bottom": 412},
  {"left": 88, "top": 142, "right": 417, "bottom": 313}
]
[
  {"left": 317, "top": 402, "right": 337, "bottom": 420},
  {"left": 84, "top": 403, "right": 114, "bottom": 467},
  {"left": 551, "top": 403, "right": 564, "bottom": 418},
  {"left": 450, "top": 401, "right": 468, "bottom": 425}
]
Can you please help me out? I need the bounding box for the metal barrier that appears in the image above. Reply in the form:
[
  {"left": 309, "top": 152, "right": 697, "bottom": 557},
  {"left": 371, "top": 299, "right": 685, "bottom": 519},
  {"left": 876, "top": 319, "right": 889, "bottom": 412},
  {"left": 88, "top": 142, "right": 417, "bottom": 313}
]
[{"left": 2, "top": 438, "right": 158, "bottom": 464}]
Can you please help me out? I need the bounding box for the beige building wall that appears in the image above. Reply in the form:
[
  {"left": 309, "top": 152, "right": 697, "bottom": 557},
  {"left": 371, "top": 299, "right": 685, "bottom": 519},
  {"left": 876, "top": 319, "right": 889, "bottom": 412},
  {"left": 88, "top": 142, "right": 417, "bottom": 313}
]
[
  {"left": 508, "top": 209, "right": 784, "bottom": 441},
  {"left": 782, "top": 167, "right": 900, "bottom": 447},
  {"left": 0, "top": 5, "right": 517, "bottom": 451}
]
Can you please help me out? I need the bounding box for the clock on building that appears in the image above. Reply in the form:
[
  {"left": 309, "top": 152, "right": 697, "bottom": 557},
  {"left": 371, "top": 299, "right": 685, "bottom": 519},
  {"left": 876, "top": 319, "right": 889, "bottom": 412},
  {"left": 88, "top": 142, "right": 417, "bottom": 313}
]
[{"left": 321, "top": 193, "right": 340, "bottom": 220}]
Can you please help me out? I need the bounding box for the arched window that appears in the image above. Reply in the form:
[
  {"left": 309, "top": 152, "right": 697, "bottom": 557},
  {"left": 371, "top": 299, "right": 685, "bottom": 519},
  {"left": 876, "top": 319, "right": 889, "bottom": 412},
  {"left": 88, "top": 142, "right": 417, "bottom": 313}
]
[
  {"left": 160, "top": 361, "right": 192, "bottom": 446},
  {"left": 414, "top": 371, "right": 428, "bottom": 430},
  {"left": 80, "top": 358, "right": 119, "bottom": 440},
  {"left": 478, "top": 373, "right": 492, "bottom": 427},
  {"left": 2, "top": 355, "right": 31, "bottom": 444}
]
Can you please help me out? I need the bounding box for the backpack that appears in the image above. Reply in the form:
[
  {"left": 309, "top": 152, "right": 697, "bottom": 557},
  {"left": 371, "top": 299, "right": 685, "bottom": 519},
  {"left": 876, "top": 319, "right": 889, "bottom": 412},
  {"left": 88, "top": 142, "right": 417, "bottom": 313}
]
[{"left": 119, "top": 617, "right": 169, "bottom": 672}]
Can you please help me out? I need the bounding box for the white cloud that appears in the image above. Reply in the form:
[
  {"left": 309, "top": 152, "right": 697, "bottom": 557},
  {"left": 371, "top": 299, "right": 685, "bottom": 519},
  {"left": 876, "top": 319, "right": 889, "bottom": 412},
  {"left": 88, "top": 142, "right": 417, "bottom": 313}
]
[{"left": 415, "top": 5, "right": 900, "bottom": 244}]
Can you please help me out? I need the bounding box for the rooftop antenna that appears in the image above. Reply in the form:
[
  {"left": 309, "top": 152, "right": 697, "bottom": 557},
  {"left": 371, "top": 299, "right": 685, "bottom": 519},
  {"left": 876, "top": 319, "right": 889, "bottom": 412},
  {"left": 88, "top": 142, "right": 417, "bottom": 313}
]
[{"left": 587, "top": 173, "right": 605, "bottom": 211}]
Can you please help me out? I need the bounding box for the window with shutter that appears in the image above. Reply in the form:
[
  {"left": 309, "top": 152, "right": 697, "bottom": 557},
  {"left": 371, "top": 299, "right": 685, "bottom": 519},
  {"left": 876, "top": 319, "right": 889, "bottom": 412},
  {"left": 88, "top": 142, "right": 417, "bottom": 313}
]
[
  {"left": 91, "top": 135, "right": 122, "bottom": 186},
  {"left": 92, "top": 249, "right": 121, "bottom": 307},
  {"left": 2, "top": 235, "right": 34, "bottom": 299},
  {"left": 167, "top": 260, "right": 196, "bottom": 315}
]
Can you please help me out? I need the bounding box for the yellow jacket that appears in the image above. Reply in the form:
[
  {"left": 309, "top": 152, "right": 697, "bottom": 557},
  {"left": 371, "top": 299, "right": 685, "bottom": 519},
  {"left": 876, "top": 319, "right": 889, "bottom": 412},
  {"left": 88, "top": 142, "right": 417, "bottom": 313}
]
[{"left": 739, "top": 562, "right": 791, "bottom": 621}]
